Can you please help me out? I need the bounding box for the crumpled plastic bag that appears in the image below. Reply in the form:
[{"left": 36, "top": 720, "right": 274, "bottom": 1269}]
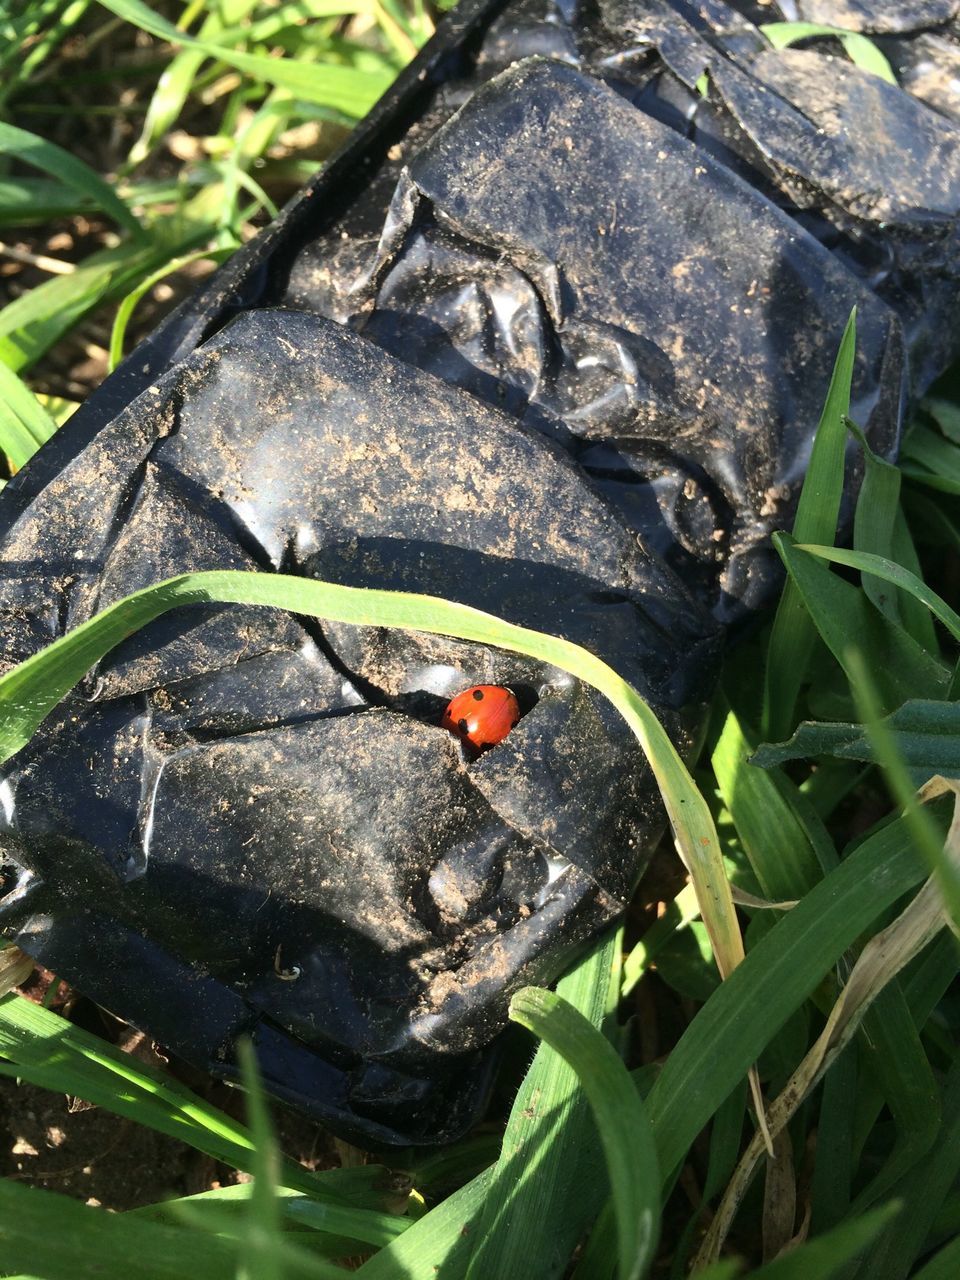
[{"left": 1, "top": 0, "right": 957, "bottom": 1145}]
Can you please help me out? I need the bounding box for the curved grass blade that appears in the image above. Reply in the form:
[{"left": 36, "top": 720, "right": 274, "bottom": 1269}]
[
  {"left": 108, "top": 248, "right": 225, "bottom": 371},
  {"left": 774, "top": 534, "right": 950, "bottom": 709},
  {"left": 0, "top": 568, "right": 746, "bottom": 1026},
  {"left": 795, "top": 544, "right": 960, "bottom": 643},
  {"left": 0, "top": 121, "right": 142, "bottom": 238},
  {"left": 760, "top": 22, "right": 896, "bottom": 82},
  {"left": 508, "top": 987, "right": 660, "bottom": 1280}
]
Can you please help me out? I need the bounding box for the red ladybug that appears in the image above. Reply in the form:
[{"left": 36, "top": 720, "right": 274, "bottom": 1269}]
[{"left": 441, "top": 685, "right": 521, "bottom": 751}]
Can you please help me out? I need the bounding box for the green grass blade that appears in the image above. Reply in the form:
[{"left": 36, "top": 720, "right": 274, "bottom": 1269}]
[
  {"left": 763, "top": 309, "right": 858, "bottom": 740},
  {"left": 622, "top": 883, "right": 700, "bottom": 997},
  {"left": 712, "top": 707, "right": 824, "bottom": 899},
  {"left": 0, "top": 359, "right": 57, "bottom": 468},
  {"left": 774, "top": 534, "right": 949, "bottom": 709},
  {"left": 760, "top": 22, "right": 896, "bottom": 82},
  {"left": 851, "top": 933, "right": 959, "bottom": 1172},
  {"left": 237, "top": 1041, "right": 283, "bottom": 1280},
  {"left": 96, "top": 0, "right": 395, "bottom": 116},
  {"left": 853, "top": 1055, "right": 960, "bottom": 1280},
  {"left": 668, "top": 1081, "right": 747, "bottom": 1277},
  {"left": 355, "top": 1171, "right": 492, "bottom": 1278},
  {"left": 913, "top": 1234, "right": 960, "bottom": 1280},
  {"left": 0, "top": 120, "right": 142, "bottom": 238},
  {"left": 644, "top": 809, "right": 932, "bottom": 1179},
  {"left": 845, "top": 648, "right": 960, "bottom": 931},
  {"left": 849, "top": 417, "right": 936, "bottom": 649},
  {"left": 852, "top": 983, "right": 941, "bottom": 1212},
  {"left": 135, "top": 1170, "right": 408, "bottom": 1231},
  {"left": 810, "top": 1041, "right": 857, "bottom": 1232},
  {"left": 752, "top": 699, "right": 960, "bottom": 787},
  {"left": 0, "top": 1178, "right": 241, "bottom": 1280},
  {"left": 464, "top": 934, "right": 617, "bottom": 1280},
  {"left": 108, "top": 248, "right": 225, "bottom": 371},
  {"left": 0, "top": 993, "right": 349, "bottom": 1199},
  {"left": 795, "top": 543, "right": 960, "bottom": 643},
  {"left": 903, "top": 425, "right": 960, "bottom": 487},
  {"left": 837, "top": 32, "right": 899, "bottom": 83},
  {"left": 509, "top": 987, "right": 660, "bottom": 1280},
  {"left": 923, "top": 396, "right": 960, "bottom": 445},
  {"left": 0, "top": 234, "right": 209, "bottom": 373}
]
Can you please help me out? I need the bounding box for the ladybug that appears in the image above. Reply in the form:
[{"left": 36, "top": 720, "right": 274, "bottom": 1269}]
[{"left": 441, "top": 685, "right": 521, "bottom": 751}]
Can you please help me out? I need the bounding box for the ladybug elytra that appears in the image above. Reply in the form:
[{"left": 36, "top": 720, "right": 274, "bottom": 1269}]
[{"left": 441, "top": 685, "right": 521, "bottom": 751}]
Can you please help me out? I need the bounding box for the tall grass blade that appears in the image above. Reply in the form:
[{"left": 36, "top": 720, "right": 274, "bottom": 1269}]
[
  {"left": 508, "top": 986, "right": 660, "bottom": 1280},
  {"left": 763, "top": 310, "right": 857, "bottom": 740},
  {"left": 464, "top": 934, "right": 617, "bottom": 1280}
]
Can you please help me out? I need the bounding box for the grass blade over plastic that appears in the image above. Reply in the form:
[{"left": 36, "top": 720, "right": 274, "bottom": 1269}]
[
  {"left": 762, "top": 310, "right": 857, "bottom": 741},
  {"left": 508, "top": 987, "right": 660, "bottom": 1280},
  {"left": 760, "top": 23, "right": 897, "bottom": 82},
  {"left": 0, "top": 568, "right": 746, "bottom": 1014}
]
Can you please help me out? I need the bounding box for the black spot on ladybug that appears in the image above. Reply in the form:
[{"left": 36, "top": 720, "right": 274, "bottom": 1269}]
[
  {"left": 472, "top": 689, "right": 484, "bottom": 700},
  {"left": 458, "top": 718, "right": 469, "bottom": 732}
]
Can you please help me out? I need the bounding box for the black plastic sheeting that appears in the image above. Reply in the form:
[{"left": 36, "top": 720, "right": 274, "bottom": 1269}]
[{"left": 1, "top": 0, "right": 959, "bottom": 1146}]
